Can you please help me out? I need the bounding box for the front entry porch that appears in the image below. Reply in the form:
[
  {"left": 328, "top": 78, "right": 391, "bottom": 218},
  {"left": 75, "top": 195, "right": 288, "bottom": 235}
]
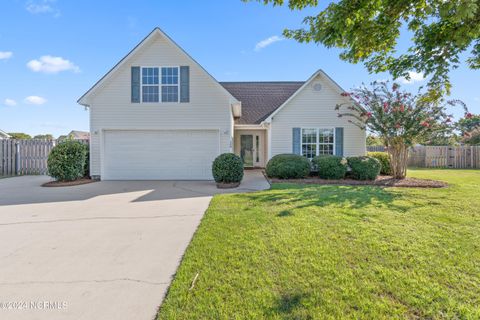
[{"left": 234, "top": 128, "right": 268, "bottom": 168}]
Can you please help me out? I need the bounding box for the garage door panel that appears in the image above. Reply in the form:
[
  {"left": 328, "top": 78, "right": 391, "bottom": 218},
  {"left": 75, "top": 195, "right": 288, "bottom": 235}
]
[{"left": 103, "top": 130, "right": 219, "bottom": 180}]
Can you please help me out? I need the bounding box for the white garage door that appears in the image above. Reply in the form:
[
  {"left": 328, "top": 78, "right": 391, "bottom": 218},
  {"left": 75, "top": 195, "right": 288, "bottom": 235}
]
[{"left": 103, "top": 130, "right": 219, "bottom": 180}]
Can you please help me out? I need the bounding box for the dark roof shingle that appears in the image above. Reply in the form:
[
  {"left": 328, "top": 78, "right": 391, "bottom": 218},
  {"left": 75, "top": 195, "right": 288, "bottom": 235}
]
[{"left": 220, "top": 82, "right": 304, "bottom": 124}]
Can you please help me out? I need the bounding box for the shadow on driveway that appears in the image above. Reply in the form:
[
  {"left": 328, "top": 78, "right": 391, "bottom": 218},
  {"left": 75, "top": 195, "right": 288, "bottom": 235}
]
[{"left": 0, "top": 170, "right": 270, "bottom": 206}]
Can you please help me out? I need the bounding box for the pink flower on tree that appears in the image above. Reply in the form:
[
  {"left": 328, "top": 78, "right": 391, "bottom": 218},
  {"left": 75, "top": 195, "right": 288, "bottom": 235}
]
[
  {"left": 335, "top": 81, "right": 468, "bottom": 179},
  {"left": 420, "top": 121, "right": 430, "bottom": 127}
]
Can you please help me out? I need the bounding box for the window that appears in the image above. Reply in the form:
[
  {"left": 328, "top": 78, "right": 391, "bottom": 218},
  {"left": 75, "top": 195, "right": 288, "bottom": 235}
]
[
  {"left": 161, "top": 67, "right": 179, "bottom": 102},
  {"left": 142, "top": 67, "right": 159, "bottom": 102},
  {"left": 141, "top": 66, "right": 179, "bottom": 103},
  {"left": 301, "top": 128, "right": 334, "bottom": 160}
]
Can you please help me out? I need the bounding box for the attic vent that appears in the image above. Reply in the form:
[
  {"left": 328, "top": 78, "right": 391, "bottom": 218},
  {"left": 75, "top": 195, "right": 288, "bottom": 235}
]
[{"left": 312, "top": 82, "right": 322, "bottom": 92}]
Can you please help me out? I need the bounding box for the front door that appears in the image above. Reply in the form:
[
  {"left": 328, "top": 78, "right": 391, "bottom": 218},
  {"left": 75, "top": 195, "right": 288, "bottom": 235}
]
[
  {"left": 240, "top": 135, "right": 254, "bottom": 167},
  {"left": 240, "top": 133, "right": 263, "bottom": 167}
]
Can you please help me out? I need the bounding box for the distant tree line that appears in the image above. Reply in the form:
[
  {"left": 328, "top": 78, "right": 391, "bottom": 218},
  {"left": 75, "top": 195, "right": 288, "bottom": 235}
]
[{"left": 7, "top": 133, "right": 54, "bottom": 140}]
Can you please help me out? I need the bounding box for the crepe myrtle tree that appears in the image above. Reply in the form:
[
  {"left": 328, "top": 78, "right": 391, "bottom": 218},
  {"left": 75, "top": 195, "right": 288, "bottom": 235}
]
[{"left": 336, "top": 82, "right": 467, "bottom": 179}]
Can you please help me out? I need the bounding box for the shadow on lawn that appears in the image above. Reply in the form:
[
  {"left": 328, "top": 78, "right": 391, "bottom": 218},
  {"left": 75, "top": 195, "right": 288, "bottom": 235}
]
[
  {"left": 241, "top": 184, "right": 413, "bottom": 216},
  {"left": 269, "top": 291, "right": 313, "bottom": 319}
]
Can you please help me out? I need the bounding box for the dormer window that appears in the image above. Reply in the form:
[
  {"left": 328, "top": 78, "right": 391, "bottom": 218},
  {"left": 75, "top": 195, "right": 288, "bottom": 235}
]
[
  {"left": 141, "top": 66, "right": 179, "bottom": 103},
  {"left": 161, "top": 67, "right": 179, "bottom": 102}
]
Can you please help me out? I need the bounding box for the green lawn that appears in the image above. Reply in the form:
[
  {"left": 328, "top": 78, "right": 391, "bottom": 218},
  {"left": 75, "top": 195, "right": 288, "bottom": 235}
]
[{"left": 158, "top": 170, "right": 480, "bottom": 319}]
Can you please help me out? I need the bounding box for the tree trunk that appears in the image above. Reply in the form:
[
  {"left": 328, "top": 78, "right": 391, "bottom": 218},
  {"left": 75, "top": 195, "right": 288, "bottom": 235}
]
[{"left": 386, "top": 139, "right": 409, "bottom": 179}]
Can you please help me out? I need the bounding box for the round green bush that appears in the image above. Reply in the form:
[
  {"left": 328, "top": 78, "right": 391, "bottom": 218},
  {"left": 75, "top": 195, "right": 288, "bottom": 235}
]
[
  {"left": 367, "top": 151, "right": 391, "bottom": 175},
  {"left": 265, "top": 154, "right": 311, "bottom": 179},
  {"left": 347, "top": 156, "right": 381, "bottom": 180},
  {"left": 212, "top": 153, "right": 244, "bottom": 183},
  {"left": 312, "top": 155, "right": 347, "bottom": 179},
  {"left": 47, "top": 140, "right": 88, "bottom": 181}
]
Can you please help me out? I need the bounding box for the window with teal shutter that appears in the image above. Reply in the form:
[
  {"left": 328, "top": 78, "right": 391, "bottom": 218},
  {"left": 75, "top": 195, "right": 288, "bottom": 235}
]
[
  {"left": 131, "top": 66, "right": 140, "bottom": 103},
  {"left": 292, "top": 128, "right": 301, "bottom": 155},
  {"left": 180, "top": 66, "right": 190, "bottom": 102},
  {"left": 335, "top": 127, "right": 344, "bottom": 156}
]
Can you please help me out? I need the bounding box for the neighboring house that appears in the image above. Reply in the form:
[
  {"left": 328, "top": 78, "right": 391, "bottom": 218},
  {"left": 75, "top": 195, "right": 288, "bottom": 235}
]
[
  {"left": 0, "top": 130, "right": 11, "bottom": 140},
  {"left": 78, "top": 28, "right": 366, "bottom": 180},
  {"left": 58, "top": 130, "right": 90, "bottom": 142}
]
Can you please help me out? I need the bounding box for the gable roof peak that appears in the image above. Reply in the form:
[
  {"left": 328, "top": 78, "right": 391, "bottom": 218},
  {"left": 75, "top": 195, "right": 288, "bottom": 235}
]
[{"left": 77, "top": 27, "right": 237, "bottom": 106}]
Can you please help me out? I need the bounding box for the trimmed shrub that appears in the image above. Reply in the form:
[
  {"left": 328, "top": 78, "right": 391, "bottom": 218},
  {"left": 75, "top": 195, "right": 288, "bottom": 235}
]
[
  {"left": 265, "top": 154, "right": 310, "bottom": 179},
  {"left": 312, "top": 155, "right": 347, "bottom": 179},
  {"left": 347, "top": 156, "right": 381, "bottom": 180},
  {"left": 47, "top": 140, "right": 88, "bottom": 181},
  {"left": 212, "top": 153, "right": 244, "bottom": 183},
  {"left": 368, "top": 151, "right": 391, "bottom": 175}
]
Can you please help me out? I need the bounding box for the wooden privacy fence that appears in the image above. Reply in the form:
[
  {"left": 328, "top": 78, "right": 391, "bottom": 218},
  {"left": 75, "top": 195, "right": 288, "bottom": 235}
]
[
  {"left": 1, "top": 139, "right": 89, "bottom": 176},
  {"left": 366, "top": 146, "right": 386, "bottom": 152},
  {"left": 367, "top": 146, "right": 480, "bottom": 169}
]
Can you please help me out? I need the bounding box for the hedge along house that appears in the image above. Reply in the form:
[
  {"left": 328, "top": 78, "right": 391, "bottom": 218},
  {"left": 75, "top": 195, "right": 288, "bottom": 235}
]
[{"left": 78, "top": 28, "right": 366, "bottom": 180}]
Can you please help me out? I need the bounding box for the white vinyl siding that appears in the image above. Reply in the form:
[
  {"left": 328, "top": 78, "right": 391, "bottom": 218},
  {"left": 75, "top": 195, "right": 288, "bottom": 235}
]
[
  {"left": 270, "top": 74, "right": 366, "bottom": 158},
  {"left": 88, "top": 32, "right": 234, "bottom": 178}
]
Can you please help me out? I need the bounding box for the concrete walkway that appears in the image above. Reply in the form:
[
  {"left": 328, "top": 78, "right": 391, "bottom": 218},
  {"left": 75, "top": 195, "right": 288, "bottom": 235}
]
[{"left": 0, "top": 171, "right": 269, "bottom": 320}]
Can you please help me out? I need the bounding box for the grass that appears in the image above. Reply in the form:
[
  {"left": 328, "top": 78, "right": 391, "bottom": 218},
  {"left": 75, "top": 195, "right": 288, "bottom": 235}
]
[{"left": 158, "top": 169, "right": 480, "bottom": 319}]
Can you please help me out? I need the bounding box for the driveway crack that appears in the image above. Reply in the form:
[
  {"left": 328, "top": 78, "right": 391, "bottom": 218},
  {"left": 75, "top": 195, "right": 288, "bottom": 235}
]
[
  {"left": 0, "top": 278, "right": 169, "bottom": 286},
  {"left": 0, "top": 213, "right": 203, "bottom": 226}
]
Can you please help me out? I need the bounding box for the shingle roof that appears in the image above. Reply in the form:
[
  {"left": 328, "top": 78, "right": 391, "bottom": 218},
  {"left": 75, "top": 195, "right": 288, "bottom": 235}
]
[{"left": 220, "top": 82, "right": 304, "bottom": 124}]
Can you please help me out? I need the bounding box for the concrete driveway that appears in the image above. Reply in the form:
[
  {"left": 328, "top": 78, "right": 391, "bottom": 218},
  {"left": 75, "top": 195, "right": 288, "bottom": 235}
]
[{"left": 0, "top": 171, "right": 269, "bottom": 320}]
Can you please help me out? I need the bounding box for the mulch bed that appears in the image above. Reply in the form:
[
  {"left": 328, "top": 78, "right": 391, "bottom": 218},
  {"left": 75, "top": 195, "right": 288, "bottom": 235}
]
[
  {"left": 42, "top": 178, "right": 97, "bottom": 187},
  {"left": 267, "top": 175, "right": 448, "bottom": 188}
]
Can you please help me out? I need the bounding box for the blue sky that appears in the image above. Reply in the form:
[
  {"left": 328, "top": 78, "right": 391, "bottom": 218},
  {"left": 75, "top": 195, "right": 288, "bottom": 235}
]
[{"left": 1, "top": 0, "right": 479, "bottom": 137}]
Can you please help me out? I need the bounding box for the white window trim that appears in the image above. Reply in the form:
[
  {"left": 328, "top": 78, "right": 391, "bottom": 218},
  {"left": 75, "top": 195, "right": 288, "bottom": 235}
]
[
  {"left": 140, "top": 66, "right": 180, "bottom": 103},
  {"left": 301, "top": 127, "right": 336, "bottom": 158}
]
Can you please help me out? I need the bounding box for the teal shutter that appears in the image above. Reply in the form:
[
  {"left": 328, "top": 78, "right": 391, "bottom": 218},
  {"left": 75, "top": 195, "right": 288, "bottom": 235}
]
[
  {"left": 131, "top": 66, "right": 140, "bottom": 103},
  {"left": 335, "top": 127, "right": 344, "bottom": 156},
  {"left": 292, "top": 127, "right": 301, "bottom": 155},
  {"left": 180, "top": 66, "right": 190, "bottom": 102}
]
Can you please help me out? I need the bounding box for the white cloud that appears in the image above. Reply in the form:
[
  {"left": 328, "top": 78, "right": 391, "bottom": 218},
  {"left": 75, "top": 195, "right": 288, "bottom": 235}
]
[
  {"left": 254, "top": 35, "right": 284, "bottom": 51},
  {"left": 24, "top": 96, "right": 47, "bottom": 105},
  {"left": 0, "top": 51, "right": 13, "bottom": 60},
  {"left": 25, "top": 0, "right": 60, "bottom": 16},
  {"left": 27, "top": 55, "right": 80, "bottom": 74},
  {"left": 399, "top": 71, "right": 425, "bottom": 84},
  {"left": 3, "top": 98, "right": 17, "bottom": 106},
  {"left": 26, "top": 3, "right": 52, "bottom": 14}
]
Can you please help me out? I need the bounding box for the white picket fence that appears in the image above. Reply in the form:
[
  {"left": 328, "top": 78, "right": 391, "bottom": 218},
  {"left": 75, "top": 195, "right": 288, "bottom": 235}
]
[
  {"left": 367, "top": 145, "right": 480, "bottom": 169},
  {"left": 0, "top": 139, "right": 89, "bottom": 176}
]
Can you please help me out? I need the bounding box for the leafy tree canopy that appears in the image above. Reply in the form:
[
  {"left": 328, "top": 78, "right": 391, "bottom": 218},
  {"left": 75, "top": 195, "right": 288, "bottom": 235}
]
[
  {"left": 421, "top": 129, "right": 460, "bottom": 146},
  {"left": 462, "top": 128, "right": 480, "bottom": 145},
  {"left": 247, "top": 0, "right": 480, "bottom": 99},
  {"left": 456, "top": 113, "right": 480, "bottom": 134},
  {"left": 33, "top": 134, "right": 54, "bottom": 140},
  {"left": 366, "top": 135, "right": 384, "bottom": 146},
  {"left": 8, "top": 132, "right": 32, "bottom": 139},
  {"left": 336, "top": 81, "right": 466, "bottom": 177}
]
